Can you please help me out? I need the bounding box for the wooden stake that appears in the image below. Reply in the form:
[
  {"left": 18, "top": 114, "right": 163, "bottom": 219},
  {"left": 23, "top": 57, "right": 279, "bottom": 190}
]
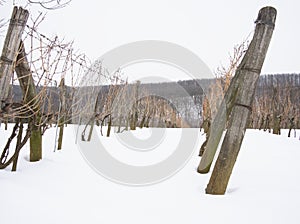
[
  {"left": 0, "top": 7, "right": 29, "bottom": 109},
  {"left": 57, "top": 78, "right": 66, "bottom": 150},
  {"left": 16, "top": 41, "right": 42, "bottom": 162},
  {"left": 205, "top": 6, "right": 277, "bottom": 195}
]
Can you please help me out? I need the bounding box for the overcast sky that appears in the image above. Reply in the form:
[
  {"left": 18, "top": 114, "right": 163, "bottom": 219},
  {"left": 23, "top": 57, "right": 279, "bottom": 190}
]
[{"left": 1, "top": 0, "right": 300, "bottom": 82}]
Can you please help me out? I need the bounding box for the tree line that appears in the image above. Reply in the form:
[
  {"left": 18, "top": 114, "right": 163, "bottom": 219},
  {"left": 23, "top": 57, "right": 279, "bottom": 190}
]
[{"left": 3, "top": 73, "right": 300, "bottom": 131}]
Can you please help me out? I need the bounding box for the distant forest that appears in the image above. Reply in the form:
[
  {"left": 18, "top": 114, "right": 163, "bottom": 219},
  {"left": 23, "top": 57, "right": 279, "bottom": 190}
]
[{"left": 7, "top": 73, "right": 300, "bottom": 129}]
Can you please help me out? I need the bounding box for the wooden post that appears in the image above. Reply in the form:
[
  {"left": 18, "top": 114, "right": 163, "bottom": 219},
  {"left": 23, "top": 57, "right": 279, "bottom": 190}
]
[
  {"left": 106, "top": 114, "right": 112, "bottom": 137},
  {"left": 197, "top": 6, "right": 277, "bottom": 174},
  {"left": 57, "top": 78, "right": 66, "bottom": 150},
  {"left": 0, "top": 7, "right": 29, "bottom": 110},
  {"left": 15, "top": 41, "right": 42, "bottom": 162},
  {"left": 205, "top": 6, "right": 276, "bottom": 195},
  {"left": 197, "top": 62, "right": 242, "bottom": 173}
]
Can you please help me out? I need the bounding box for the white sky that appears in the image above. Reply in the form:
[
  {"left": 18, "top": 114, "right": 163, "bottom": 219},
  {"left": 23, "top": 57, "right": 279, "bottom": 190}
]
[{"left": 1, "top": 0, "right": 300, "bottom": 82}]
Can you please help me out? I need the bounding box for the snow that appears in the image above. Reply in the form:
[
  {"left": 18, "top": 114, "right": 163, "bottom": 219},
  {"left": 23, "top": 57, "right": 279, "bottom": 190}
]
[{"left": 1, "top": 125, "right": 300, "bottom": 224}]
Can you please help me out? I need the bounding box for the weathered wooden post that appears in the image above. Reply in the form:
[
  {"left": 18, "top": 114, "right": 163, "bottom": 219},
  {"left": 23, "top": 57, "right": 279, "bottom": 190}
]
[
  {"left": 197, "top": 65, "right": 242, "bottom": 173},
  {"left": 205, "top": 6, "right": 276, "bottom": 195},
  {"left": 0, "top": 7, "right": 42, "bottom": 162},
  {"left": 16, "top": 41, "right": 42, "bottom": 161},
  {"left": 57, "top": 78, "right": 66, "bottom": 150},
  {"left": 197, "top": 6, "right": 277, "bottom": 174},
  {"left": 0, "top": 7, "right": 29, "bottom": 110}
]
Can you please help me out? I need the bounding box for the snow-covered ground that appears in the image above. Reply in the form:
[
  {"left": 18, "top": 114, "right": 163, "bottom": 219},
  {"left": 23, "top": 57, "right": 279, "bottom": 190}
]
[{"left": 0, "top": 125, "right": 300, "bottom": 224}]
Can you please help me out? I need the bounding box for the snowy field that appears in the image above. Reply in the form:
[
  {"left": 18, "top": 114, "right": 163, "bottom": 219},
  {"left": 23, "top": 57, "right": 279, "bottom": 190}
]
[{"left": 1, "top": 124, "right": 300, "bottom": 224}]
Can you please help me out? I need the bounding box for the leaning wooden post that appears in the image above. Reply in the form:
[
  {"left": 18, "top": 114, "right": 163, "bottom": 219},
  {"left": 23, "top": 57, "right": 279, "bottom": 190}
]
[
  {"left": 15, "top": 41, "right": 42, "bottom": 162},
  {"left": 205, "top": 6, "right": 276, "bottom": 195},
  {"left": 0, "top": 7, "right": 29, "bottom": 109},
  {"left": 197, "top": 60, "right": 243, "bottom": 173}
]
